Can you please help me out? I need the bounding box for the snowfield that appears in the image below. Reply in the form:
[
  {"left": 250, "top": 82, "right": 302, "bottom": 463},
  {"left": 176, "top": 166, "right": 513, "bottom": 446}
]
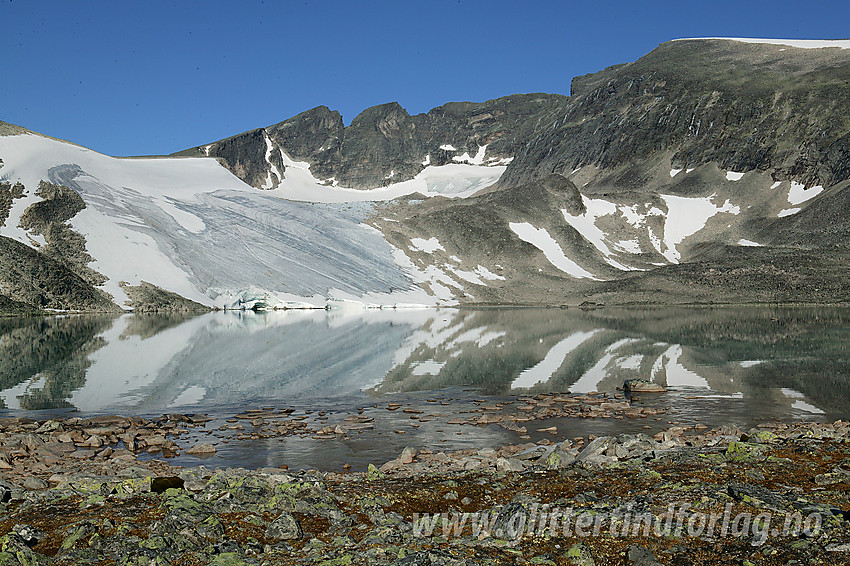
[
  {"left": 271, "top": 151, "right": 506, "bottom": 203},
  {"left": 659, "top": 194, "right": 739, "bottom": 262}
]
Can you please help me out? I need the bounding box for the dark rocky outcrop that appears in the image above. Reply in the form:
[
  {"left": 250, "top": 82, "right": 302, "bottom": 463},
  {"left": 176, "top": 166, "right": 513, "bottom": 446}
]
[
  {"left": 18, "top": 181, "right": 107, "bottom": 287},
  {"left": 0, "top": 180, "right": 120, "bottom": 314},
  {"left": 0, "top": 120, "right": 31, "bottom": 137},
  {"left": 119, "top": 281, "right": 210, "bottom": 313},
  {"left": 0, "top": 234, "right": 118, "bottom": 312},
  {"left": 0, "top": 181, "right": 25, "bottom": 228}
]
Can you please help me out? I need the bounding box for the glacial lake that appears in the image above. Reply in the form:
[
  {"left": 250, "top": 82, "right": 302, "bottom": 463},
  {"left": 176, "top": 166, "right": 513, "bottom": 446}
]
[{"left": 1, "top": 306, "right": 848, "bottom": 470}]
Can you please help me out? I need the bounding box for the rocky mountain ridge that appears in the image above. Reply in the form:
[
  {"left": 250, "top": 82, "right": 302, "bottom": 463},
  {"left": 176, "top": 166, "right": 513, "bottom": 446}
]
[
  {"left": 501, "top": 39, "right": 850, "bottom": 190},
  {"left": 174, "top": 94, "right": 568, "bottom": 190}
]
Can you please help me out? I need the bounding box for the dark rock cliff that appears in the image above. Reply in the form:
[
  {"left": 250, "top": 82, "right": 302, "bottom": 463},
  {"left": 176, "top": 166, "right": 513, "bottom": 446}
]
[{"left": 498, "top": 39, "right": 850, "bottom": 190}]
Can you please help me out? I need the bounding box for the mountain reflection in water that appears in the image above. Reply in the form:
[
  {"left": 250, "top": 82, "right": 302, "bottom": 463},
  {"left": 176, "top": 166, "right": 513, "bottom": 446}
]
[{"left": 0, "top": 307, "right": 847, "bottom": 420}]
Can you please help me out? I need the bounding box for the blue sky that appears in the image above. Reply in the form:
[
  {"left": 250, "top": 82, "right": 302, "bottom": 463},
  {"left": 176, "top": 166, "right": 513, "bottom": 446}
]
[{"left": 2, "top": 0, "right": 848, "bottom": 156}]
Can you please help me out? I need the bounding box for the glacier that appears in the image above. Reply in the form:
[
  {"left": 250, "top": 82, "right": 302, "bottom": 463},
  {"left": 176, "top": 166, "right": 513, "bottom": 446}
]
[{"left": 0, "top": 133, "right": 505, "bottom": 310}]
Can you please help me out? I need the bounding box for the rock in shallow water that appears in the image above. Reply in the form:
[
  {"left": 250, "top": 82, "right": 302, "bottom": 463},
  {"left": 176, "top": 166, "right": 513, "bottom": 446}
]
[
  {"left": 186, "top": 442, "right": 217, "bottom": 455},
  {"left": 624, "top": 379, "right": 666, "bottom": 393}
]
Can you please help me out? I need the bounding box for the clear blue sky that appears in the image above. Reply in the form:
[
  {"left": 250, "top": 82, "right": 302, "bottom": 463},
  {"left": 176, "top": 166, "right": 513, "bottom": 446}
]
[{"left": 2, "top": 0, "right": 848, "bottom": 156}]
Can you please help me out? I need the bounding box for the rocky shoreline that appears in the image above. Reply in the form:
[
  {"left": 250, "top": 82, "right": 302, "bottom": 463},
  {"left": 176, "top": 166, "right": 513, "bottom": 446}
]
[{"left": 2, "top": 408, "right": 850, "bottom": 565}]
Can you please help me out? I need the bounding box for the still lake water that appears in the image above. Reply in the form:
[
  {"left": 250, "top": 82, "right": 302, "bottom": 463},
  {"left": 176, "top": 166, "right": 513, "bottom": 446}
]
[{"left": 1, "top": 306, "right": 848, "bottom": 469}]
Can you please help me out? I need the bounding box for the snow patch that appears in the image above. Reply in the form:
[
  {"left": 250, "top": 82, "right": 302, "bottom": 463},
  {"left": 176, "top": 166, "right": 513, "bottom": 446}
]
[
  {"left": 388, "top": 246, "right": 459, "bottom": 305},
  {"left": 411, "top": 360, "right": 445, "bottom": 376},
  {"left": 443, "top": 264, "right": 504, "bottom": 287},
  {"left": 477, "top": 331, "right": 505, "bottom": 347},
  {"left": 562, "top": 197, "right": 617, "bottom": 256},
  {"left": 260, "top": 133, "right": 283, "bottom": 189},
  {"left": 737, "top": 239, "right": 762, "bottom": 247},
  {"left": 669, "top": 168, "right": 682, "bottom": 177},
  {"left": 452, "top": 145, "right": 487, "bottom": 165},
  {"left": 726, "top": 171, "right": 745, "bottom": 181},
  {"left": 792, "top": 400, "right": 825, "bottom": 414},
  {"left": 787, "top": 182, "right": 823, "bottom": 206},
  {"left": 487, "top": 156, "right": 514, "bottom": 166},
  {"left": 618, "top": 354, "right": 644, "bottom": 370},
  {"left": 509, "top": 222, "right": 599, "bottom": 280},
  {"left": 271, "top": 151, "right": 505, "bottom": 203},
  {"left": 475, "top": 265, "right": 505, "bottom": 281},
  {"left": 659, "top": 194, "right": 740, "bottom": 262},
  {"left": 778, "top": 208, "right": 801, "bottom": 217},
  {"left": 410, "top": 237, "right": 444, "bottom": 253},
  {"left": 439, "top": 144, "right": 457, "bottom": 151},
  {"left": 568, "top": 338, "right": 639, "bottom": 393},
  {"left": 614, "top": 239, "right": 642, "bottom": 254},
  {"left": 562, "top": 197, "right": 635, "bottom": 271},
  {"left": 446, "top": 266, "right": 487, "bottom": 286}
]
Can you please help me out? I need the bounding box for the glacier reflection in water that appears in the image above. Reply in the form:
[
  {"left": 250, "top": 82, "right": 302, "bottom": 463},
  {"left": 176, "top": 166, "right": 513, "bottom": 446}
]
[{"left": 0, "top": 307, "right": 848, "bottom": 419}]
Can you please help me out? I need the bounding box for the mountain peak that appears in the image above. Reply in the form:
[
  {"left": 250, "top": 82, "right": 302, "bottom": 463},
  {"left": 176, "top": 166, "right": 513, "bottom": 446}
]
[{"left": 350, "top": 101, "right": 411, "bottom": 126}]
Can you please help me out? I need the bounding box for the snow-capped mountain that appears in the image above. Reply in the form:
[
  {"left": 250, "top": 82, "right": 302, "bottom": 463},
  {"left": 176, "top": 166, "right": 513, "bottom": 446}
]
[
  {"left": 1, "top": 38, "right": 849, "bottom": 313},
  {"left": 0, "top": 128, "right": 510, "bottom": 311}
]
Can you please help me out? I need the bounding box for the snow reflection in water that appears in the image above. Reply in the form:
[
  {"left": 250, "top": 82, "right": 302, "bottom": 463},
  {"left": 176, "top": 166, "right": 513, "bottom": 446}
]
[{"left": 0, "top": 307, "right": 848, "bottom": 422}]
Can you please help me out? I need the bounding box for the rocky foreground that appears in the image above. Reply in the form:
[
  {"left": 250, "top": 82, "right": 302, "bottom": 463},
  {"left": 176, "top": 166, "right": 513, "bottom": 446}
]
[{"left": 2, "top": 413, "right": 850, "bottom": 565}]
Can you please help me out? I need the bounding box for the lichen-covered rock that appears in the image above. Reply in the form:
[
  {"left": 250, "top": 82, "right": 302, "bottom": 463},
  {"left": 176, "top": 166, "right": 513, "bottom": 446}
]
[
  {"left": 265, "top": 512, "right": 302, "bottom": 541},
  {"left": 725, "top": 441, "right": 769, "bottom": 462},
  {"left": 564, "top": 543, "right": 595, "bottom": 566}
]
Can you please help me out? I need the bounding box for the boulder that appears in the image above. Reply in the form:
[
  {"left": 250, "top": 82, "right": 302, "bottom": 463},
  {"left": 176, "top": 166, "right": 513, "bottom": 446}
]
[
  {"left": 265, "top": 512, "right": 302, "bottom": 541},
  {"left": 624, "top": 379, "right": 665, "bottom": 393}
]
